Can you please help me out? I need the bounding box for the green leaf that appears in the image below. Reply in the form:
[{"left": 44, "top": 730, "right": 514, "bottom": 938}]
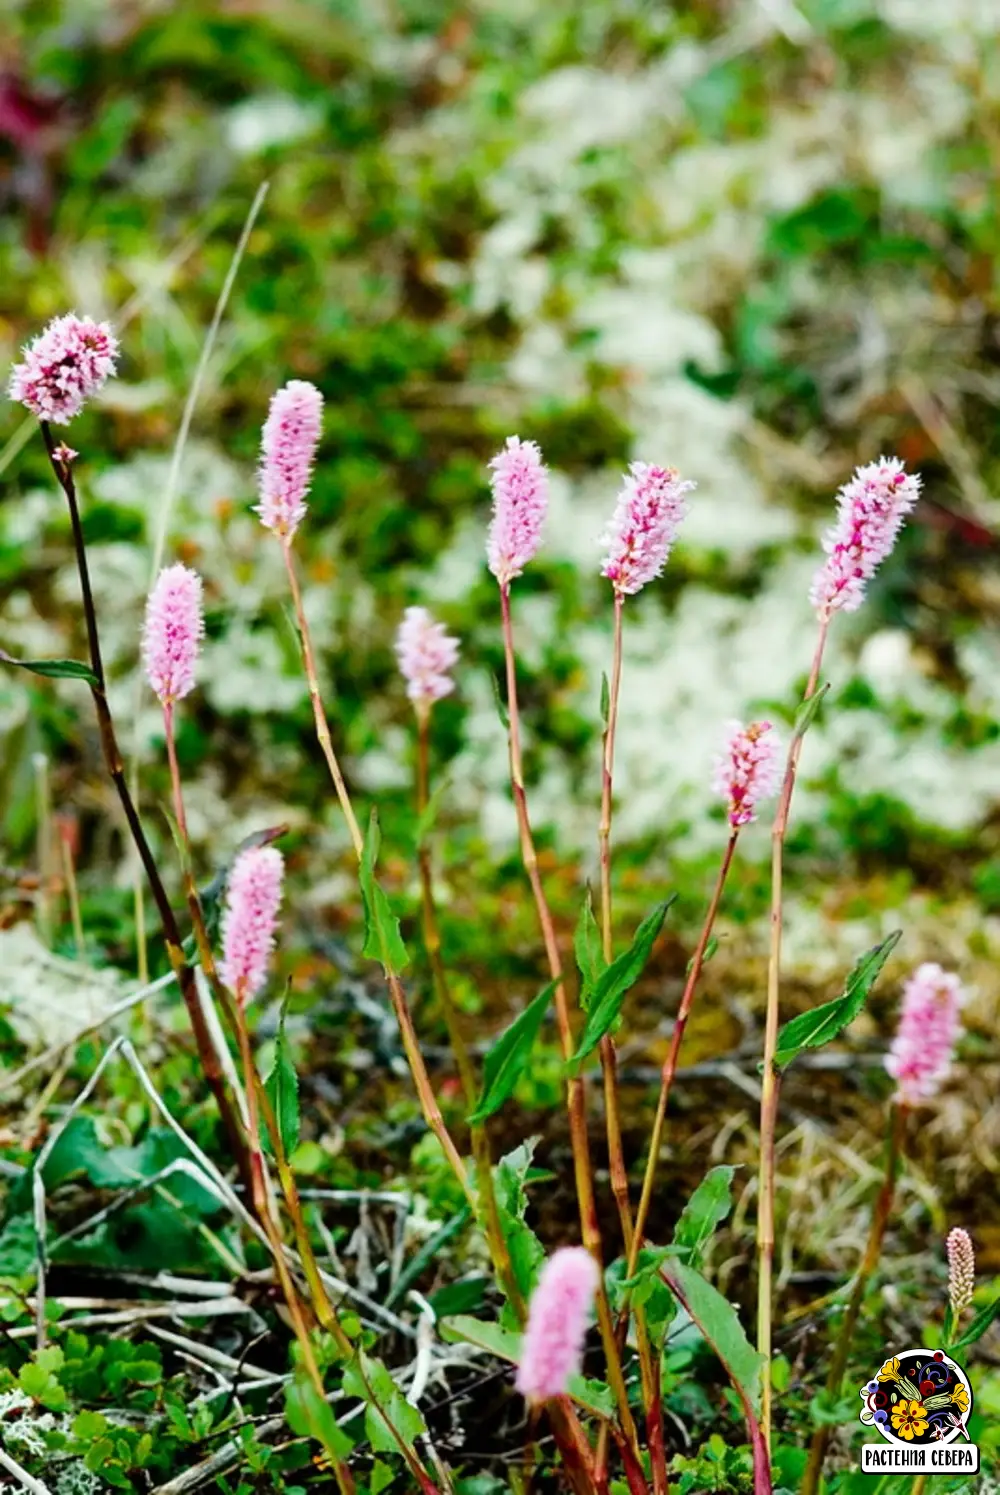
[
  {"left": 0, "top": 648, "right": 98, "bottom": 687},
  {"left": 490, "top": 671, "right": 510, "bottom": 730},
  {"left": 574, "top": 890, "right": 606, "bottom": 1010},
  {"left": 672, "top": 1166, "right": 735, "bottom": 1266},
  {"left": 285, "top": 1370, "right": 353, "bottom": 1460},
  {"left": 774, "top": 931, "right": 901, "bottom": 1069},
  {"left": 571, "top": 899, "right": 674, "bottom": 1069},
  {"left": 343, "top": 1353, "right": 425, "bottom": 1456},
  {"left": 600, "top": 671, "right": 610, "bottom": 727},
  {"left": 469, "top": 980, "right": 556, "bottom": 1123},
  {"left": 494, "top": 1142, "right": 546, "bottom": 1307},
  {"left": 951, "top": 1291, "right": 1000, "bottom": 1350},
  {"left": 263, "top": 992, "right": 300, "bottom": 1159},
  {"left": 661, "top": 1258, "right": 763, "bottom": 1418},
  {"left": 792, "top": 683, "right": 830, "bottom": 741},
  {"left": 440, "top": 1317, "right": 612, "bottom": 1416},
  {"left": 360, "top": 810, "right": 409, "bottom": 973}
]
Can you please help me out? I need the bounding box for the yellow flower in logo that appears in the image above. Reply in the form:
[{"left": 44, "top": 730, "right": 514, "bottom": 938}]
[
  {"left": 891, "top": 1400, "right": 929, "bottom": 1441},
  {"left": 877, "top": 1357, "right": 901, "bottom": 1383},
  {"left": 952, "top": 1382, "right": 969, "bottom": 1415}
]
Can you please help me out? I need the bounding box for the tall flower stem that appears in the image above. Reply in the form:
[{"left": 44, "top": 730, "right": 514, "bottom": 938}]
[
  {"left": 627, "top": 832, "right": 738, "bottom": 1286},
  {"left": 416, "top": 713, "right": 522, "bottom": 1318},
  {"left": 38, "top": 424, "right": 252, "bottom": 1198},
  {"left": 597, "top": 593, "right": 666, "bottom": 1492},
  {"left": 499, "top": 583, "right": 637, "bottom": 1451},
  {"left": 756, "top": 620, "right": 829, "bottom": 1451},
  {"left": 801, "top": 1104, "right": 906, "bottom": 1495},
  {"left": 281, "top": 539, "right": 472, "bottom": 1208}
]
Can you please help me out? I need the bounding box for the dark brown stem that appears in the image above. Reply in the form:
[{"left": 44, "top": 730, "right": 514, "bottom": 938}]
[
  {"left": 39, "top": 422, "right": 252, "bottom": 1200},
  {"left": 499, "top": 583, "right": 637, "bottom": 1451},
  {"left": 416, "top": 712, "right": 522, "bottom": 1318},
  {"left": 757, "top": 620, "right": 829, "bottom": 1452},
  {"left": 801, "top": 1104, "right": 906, "bottom": 1495}
]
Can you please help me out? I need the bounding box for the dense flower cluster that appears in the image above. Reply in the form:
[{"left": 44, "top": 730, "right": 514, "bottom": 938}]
[
  {"left": 600, "top": 462, "right": 694, "bottom": 595},
  {"left": 142, "top": 564, "right": 205, "bottom": 707},
  {"left": 395, "top": 606, "right": 459, "bottom": 707},
  {"left": 220, "top": 846, "right": 285, "bottom": 1003},
  {"left": 486, "top": 436, "right": 549, "bottom": 585},
  {"left": 810, "top": 457, "right": 921, "bottom": 617},
  {"left": 885, "top": 963, "right": 964, "bottom": 1105},
  {"left": 946, "top": 1228, "right": 975, "bottom": 1316},
  {"left": 515, "top": 1247, "right": 599, "bottom": 1402},
  {"left": 712, "top": 720, "right": 782, "bottom": 828},
  {"left": 8, "top": 313, "right": 119, "bottom": 424},
  {"left": 256, "top": 380, "right": 324, "bottom": 539}
]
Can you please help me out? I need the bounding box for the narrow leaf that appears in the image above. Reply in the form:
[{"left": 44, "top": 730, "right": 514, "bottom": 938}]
[
  {"left": 774, "top": 931, "right": 901, "bottom": 1070},
  {"left": 0, "top": 648, "right": 98, "bottom": 687},
  {"left": 793, "top": 682, "right": 830, "bottom": 741},
  {"left": 263, "top": 992, "right": 300, "bottom": 1158},
  {"left": 661, "top": 1258, "right": 763, "bottom": 1417},
  {"left": 571, "top": 898, "right": 674, "bottom": 1069},
  {"left": 672, "top": 1166, "right": 735, "bottom": 1266},
  {"left": 439, "top": 1317, "right": 612, "bottom": 1416},
  {"left": 600, "top": 671, "right": 610, "bottom": 727},
  {"left": 468, "top": 981, "right": 556, "bottom": 1123},
  {"left": 574, "top": 889, "right": 606, "bottom": 1010},
  {"left": 951, "top": 1292, "right": 1000, "bottom": 1350},
  {"left": 360, "top": 810, "right": 409, "bottom": 973},
  {"left": 490, "top": 670, "right": 510, "bottom": 730}
]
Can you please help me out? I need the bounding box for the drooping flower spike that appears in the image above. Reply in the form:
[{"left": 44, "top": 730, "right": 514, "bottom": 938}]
[
  {"left": 713, "top": 720, "right": 782, "bottom": 829},
  {"left": 515, "top": 1246, "right": 599, "bottom": 1403},
  {"left": 395, "top": 606, "right": 459, "bottom": 709},
  {"left": 220, "top": 846, "right": 285, "bottom": 1004},
  {"left": 946, "top": 1228, "right": 975, "bottom": 1317},
  {"left": 601, "top": 462, "right": 695, "bottom": 596},
  {"left": 885, "top": 962, "right": 964, "bottom": 1106},
  {"left": 142, "top": 564, "right": 205, "bottom": 707},
  {"left": 8, "top": 313, "right": 119, "bottom": 424},
  {"left": 256, "top": 380, "right": 324, "bottom": 540},
  {"left": 486, "top": 436, "right": 549, "bottom": 586},
  {"left": 810, "top": 457, "right": 921, "bottom": 619}
]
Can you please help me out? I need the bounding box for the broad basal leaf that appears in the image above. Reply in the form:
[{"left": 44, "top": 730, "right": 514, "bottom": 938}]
[
  {"left": 660, "top": 1259, "right": 763, "bottom": 1418},
  {"left": 571, "top": 898, "right": 674, "bottom": 1069},
  {"left": 774, "top": 930, "right": 901, "bottom": 1070}
]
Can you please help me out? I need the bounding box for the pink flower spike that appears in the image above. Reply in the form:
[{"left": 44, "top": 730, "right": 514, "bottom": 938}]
[
  {"left": 946, "top": 1227, "right": 975, "bottom": 1316},
  {"left": 142, "top": 564, "right": 205, "bottom": 707},
  {"left": 395, "top": 606, "right": 459, "bottom": 709},
  {"left": 220, "top": 846, "right": 284, "bottom": 1004},
  {"left": 8, "top": 313, "right": 118, "bottom": 424},
  {"left": 256, "top": 380, "right": 324, "bottom": 539},
  {"left": 601, "top": 462, "right": 695, "bottom": 595},
  {"left": 515, "top": 1246, "right": 599, "bottom": 1403},
  {"left": 810, "top": 457, "right": 921, "bottom": 619},
  {"left": 486, "top": 435, "right": 548, "bottom": 586},
  {"left": 885, "top": 962, "right": 964, "bottom": 1106},
  {"left": 712, "top": 720, "right": 781, "bottom": 829}
]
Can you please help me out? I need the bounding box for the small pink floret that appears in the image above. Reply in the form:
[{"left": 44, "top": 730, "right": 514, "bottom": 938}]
[
  {"left": 256, "top": 380, "right": 324, "bottom": 539},
  {"left": 885, "top": 962, "right": 964, "bottom": 1105},
  {"left": 142, "top": 563, "right": 204, "bottom": 707},
  {"left": 219, "top": 846, "right": 285, "bottom": 1003},
  {"left": 8, "top": 312, "right": 119, "bottom": 424},
  {"left": 486, "top": 436, "right": 549, "bottom": 586},
  {"left": 515, "top": 1246, "right": 599, "bottom": 1403},
  {"left": 601, "top": 462, "right": 694, "bottom": 595},
  {"left": 810, "top": 457, "right": 921, "bottom": 618},
  {"left": 395, "top": 606, "right": 459, "bottom": 708},
  {"left": 712, "top": 720, "right": 781, "bottom": 829}
]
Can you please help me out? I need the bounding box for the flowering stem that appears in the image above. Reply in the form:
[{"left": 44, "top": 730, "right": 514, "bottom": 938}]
[
  {"left": 162, "top": 702, "right": 188, "bottom": 846},
  {"left": 416, "top": 713, "right": 522, "bottom": 1317},
  {"left": 499, "top": 583, "right": 637, "bottom": 1451},
  {"left": 756, "top": 619, "right": 829, "bottom": 1453},
  {"left": 281, "top": 539, "right": 473, "bottom": 1208},
  {"left": 627, "top": 832, "right": 738, "bottom": 1286},
  {"left": 38, "top": 422, "right": 252, "bottom": 1200},
  {"left": 801, "top": 1103, "right": 906, "bottom": 1495}
]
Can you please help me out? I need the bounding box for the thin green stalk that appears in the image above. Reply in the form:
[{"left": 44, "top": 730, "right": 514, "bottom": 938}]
[
  {"left": 499, "top": 582, "right": 638, "bottom": 1453},
  {"left": 757, "top": 620, "right": 829, "bottom": 1452},
  {"left": 416, "top": 712, "right": 523, "bottom": 1318},
  {"left": 801, "top": 1104, "right": 906, "bottom": 1495}
]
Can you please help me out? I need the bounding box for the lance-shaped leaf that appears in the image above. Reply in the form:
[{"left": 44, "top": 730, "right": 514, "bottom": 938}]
[
  {"left": 574, "top": 889, "right": 606, "bottom": 1011},
  {"left": 360, "top": 810, "right": 409, "bottom": 973},
  {"left": 672, "top": 1165, "right": 735, "bottom": 1266},
  {"left": 263, "top": 992, "right": 300, "bottom": 1158},
  {"left": 0, "top": 648, "right": 98, "bottom": 687},
  {"left": 468, "top": 981, "right": 556, "bottom": 1123},
  {"left": 951, "top": 1292, "right": 1000, "bottom": 1350},
  {"left": 774, "top": 930, "right": 901, "bottom": 1070},
  {"left": 570, "top": 898, "right": 674, "bottom": 1070}
]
